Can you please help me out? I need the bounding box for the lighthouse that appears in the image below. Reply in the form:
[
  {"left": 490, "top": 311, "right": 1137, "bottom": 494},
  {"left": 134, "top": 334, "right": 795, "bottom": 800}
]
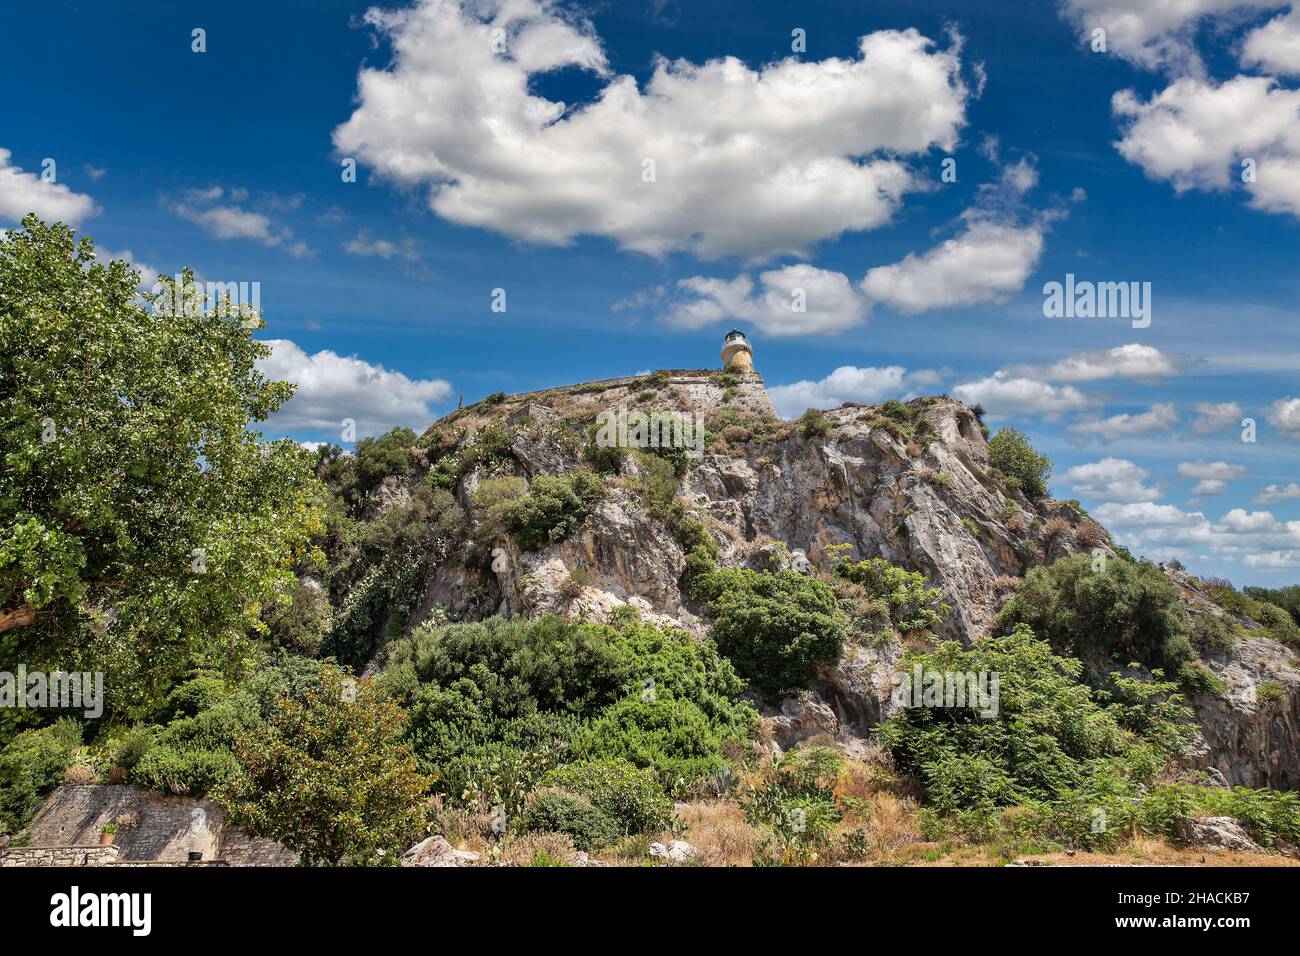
[{"left": 721, "top": 329, "right": 754, "bottom": 372}]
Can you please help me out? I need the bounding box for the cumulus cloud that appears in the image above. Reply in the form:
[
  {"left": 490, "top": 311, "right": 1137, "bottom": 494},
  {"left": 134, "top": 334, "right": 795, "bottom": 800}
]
[
  {"left": 1057, "top": 457, "right": 1162, "bottom": 503},
  {"left": 0, "top": 148, "right": 100, "bottom": 225},
  {"left": 858, "top": 220, "right": 1045, "bottom": 313},
  {"left": 767, "top": 365, "right": 941, "bottom": 419},
  {"left": 1008, "top": 343, "right": 1185, "bottom": 383},
  {"left": 665, "top": 265, "right": 869, "bottom": 336},
  {"left": 1178, "top": 460, "right": 1248, "bottom": 480},
  {"left": 1113, "top": 75, "right": 1300, "bottom": 219},
  {"left": 1068, "top": 402, "right": 1178, "bottom": 441},
  {"left": 1096, "top": 498, "right": 1300, "bottom": 563},
  {"left": 1243, "top": 549, "right": 1300, "bottom": 567},
  {"left": 165, "top": 186, "right": 311, "bottom": 257},
  {"left": 1254, "top": 481, "right": 1300, "bottom": 503},
  {"left": 952, "top": 371, "right": 1097, "bottom": 418},
  {"left": 1059, "top": 0, "right": 1285, "bottom": 72},
  {"left": 255, "top": 339, "right": 453, "bottom": 438},
  {"left": 1267, "top": 396, "right": 1300, "bottom": 436},
  {"left": 1192, "top": 400, "right": 1243, "bottom": 432},
  {"left": 333, "top": 0, "right": 970, "bottom": 261},
  {"left": 1241, "top": 7, "right": 1300, "bottom": 75}
]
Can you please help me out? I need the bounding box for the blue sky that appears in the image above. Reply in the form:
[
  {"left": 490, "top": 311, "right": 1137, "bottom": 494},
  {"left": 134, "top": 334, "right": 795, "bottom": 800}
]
[{"left": 3, "top": 0, "right": 1300, "bottom": 585}]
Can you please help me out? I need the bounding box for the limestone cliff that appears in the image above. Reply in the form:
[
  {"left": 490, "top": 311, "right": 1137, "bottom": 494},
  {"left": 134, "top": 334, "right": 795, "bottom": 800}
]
[{"left": 354, "top": 370, "right": 1299, "bottom": 789}]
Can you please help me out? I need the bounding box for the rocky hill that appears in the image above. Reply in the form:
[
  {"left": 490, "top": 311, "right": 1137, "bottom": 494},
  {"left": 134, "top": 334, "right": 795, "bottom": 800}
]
[{"left": 343, "top": 368, "right": 1299, "bottom": 792}]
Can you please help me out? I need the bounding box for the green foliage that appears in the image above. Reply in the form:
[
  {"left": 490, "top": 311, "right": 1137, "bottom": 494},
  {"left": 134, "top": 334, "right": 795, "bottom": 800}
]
[
  {"left": 875, "top": 625, "right": 1195, "bottom": 819},
  {"left": 797, "top": 408, "right": 831, "bottom": 439},
  {"left": 496, "top": 471, "right": 604, "bottom": 551},
  {"left": 354, "top": 427, "right": 417, "bottom": 500},
  {"left": 1257, "top": 680, "right": 1286, "bottom": 703},
  {"left": 425, "top": 423, "right": 516, "bottom": 490},
  {"left": 741, "top": 747, "right": 844, "bottom": 860},
  {"left": 216, "top": 666, "right": 431, "bottom": 866},
  {"left": 542, "top": 759, "right": 675, "bottom": 835},
  {"left": 988, "top": 427, "right": 1052, "bottom": 498},
  {"left": 693, "top": 568, "right": 845, "bottom": 698},
  {"left": 482, "top": 391, "right": 507, "bottom": 405},
  {"left": 1244, "top": 585, "right": 1300, "bottom": 627},
  {"left": 378, "top": 614, "right": 753, "bottom": 813},
  {"left": 518, "top": 790, "right": 621, "bottom": 850},
  {"left": 0, "top": 217, "right": 324, "bottom": 719},
  {"left": 835, "top": 558, "right": 947, "bottom": 636},
  {"left": 573, "top": 694, "right": 730, "bottom": 797},
  {"left": 997, "top": 553, "right": 1195, "bottom": 678},
  {"left": 0, "top": 718, "right": 81, "bottom": 834}
]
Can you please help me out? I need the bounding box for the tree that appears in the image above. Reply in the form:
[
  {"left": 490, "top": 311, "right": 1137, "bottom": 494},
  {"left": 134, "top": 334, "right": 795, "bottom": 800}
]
[
  {"left": 988, "top": 427, "right": 1052, "bottom": 498},
  {"left": 217, "top": 667, "right": 432, "bottom": 866},
  {"left": 0, "top": 217, "right": 323, "bottom": 717}
]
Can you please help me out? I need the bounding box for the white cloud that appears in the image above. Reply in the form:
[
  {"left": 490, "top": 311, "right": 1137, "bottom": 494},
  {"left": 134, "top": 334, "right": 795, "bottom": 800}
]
[
  {"left": 1009, "top": 343, "right": 1184, "bottom": 382},
  {"left": 859, "top": 220, "right": 1045, "bottom": 313},
  {"left": 666, "top": 264, "right": 869, "bottom": 336},
  {"left": 166, "top": 186, "right": 311, "bottom": 257},
  {"left": 1192, "top": 400, "right": 1243, "bottom": 432},
  {"left": 0, "top": 148, "right": 100, "bottom": 225},
  {"left": 1241, "top": 7, "right": 1300, "bottom": 75},
  {"left": 767, "top": 365, "right": 940, "bottom": 419},
  {"left": 1254, "top": 481, "right": 1300, "bottom": 503},
  {"left": 1058, "top": 457, "right": 1162, "bottom": 503},
  {"left": 1267, "top": 396, "right": 1300, "bottom": 436},
  {"left": 1097, "top": 499, "right": 1300, "bottom": 559},
  {"left": 344, "top": 231, "right": 422, "bottom": 261},
  {"left": 1243, "top": 549, "right": 1300, "bottom": 567},
  {"left": 952, "top": 371, "right": 1097, "bottom": 418},
  {"left": 1059, "top": 0, "right": 1285, "bottom": 71},
  {"left": 1068, "top": 402, "right": 1178, "bottom": 440},
  {"left": 333, "top": 0, "right": 970, "bottom": 261},
  {"left": 1191, "top": 479, "right": 1227, "bottom": 495},
  {"left": 1177, "top": 460, "right": 1247, "bottom": 481},
  {"left": 256, "top": 339, "right": 453, "bottom": 438},
  {"left": 1113, "top": 75, "right": 1300, "bottom": 219}
]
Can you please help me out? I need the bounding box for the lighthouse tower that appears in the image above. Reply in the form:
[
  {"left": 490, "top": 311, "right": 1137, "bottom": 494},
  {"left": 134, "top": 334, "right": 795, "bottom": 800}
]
[{"left": 721, "top": 329, "right": 754, "bottom": 372}]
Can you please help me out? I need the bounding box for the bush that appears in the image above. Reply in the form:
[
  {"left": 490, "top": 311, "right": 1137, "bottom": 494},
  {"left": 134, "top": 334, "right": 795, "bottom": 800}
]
[
  {"left": 518, "top": 791, "right": 621, "bottom": 850},
  {"left": 988, "top": 428, "right": 1052, "bottom": 498},
  {"left": 131, "top": 746, "right": 242, "bottom": 796},
  {"left": 573, "top": 694, "right": 730, "bottom": 797},
  {"left": 875, "top": 625, "right": 1196, "bottom": 818},
  {"left": 741, "top": 747, "right": 843, "bottom": 860},
  {"left": 694, "top": 567, "right": 846, "bottom": 699},
  {"left": 354, "top": 427, "right": 417, "bottom": 499},
  {"left": 0, "top": 718, "right": 82, "bottom": 834},
  {"left": 497, "top": 471, "right": 604, "bottom": 551},
  {"left": 542, "top": 759, "right": 675, "bottom": 835},
  {"left": 797, "top": 408, "right": 831, "bottom": 439},
  {"left": 997, "top": 553, "right": 1195, "bottom": 678},
  {"left": 834, "top": 558, "right": 947, "bottom": 635}
]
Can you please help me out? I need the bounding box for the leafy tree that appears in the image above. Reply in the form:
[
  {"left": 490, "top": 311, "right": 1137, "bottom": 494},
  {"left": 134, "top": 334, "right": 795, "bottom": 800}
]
[
  {"left": 0, "top": 718, "right": 81, "bottom": 833},
  {"left": 694, "top": 568, "right": 845, "bottom": 698},
  {"left": 0, "top": 218, "right": 322, "bottom": 717},
  {"left": 997, "top": 554, "right": 1195, "bottom": 676},
  {"left": 988, "top": 427, "right": 1052, "bottom": 498},
  {"left": 353, "top": 427, "right": 417, "bottom": 500},
  {"left": 216, "top": 666, "right": 431, "bottom": 866}
]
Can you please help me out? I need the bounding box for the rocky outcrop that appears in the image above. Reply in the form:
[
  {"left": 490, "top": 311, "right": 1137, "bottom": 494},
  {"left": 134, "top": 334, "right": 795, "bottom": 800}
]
[
  {"left": 401, "top": 835, "right": 480, "bottom": 867},
  {"left": 392, "top": 380, "right": 1299, "bottom": 790}
]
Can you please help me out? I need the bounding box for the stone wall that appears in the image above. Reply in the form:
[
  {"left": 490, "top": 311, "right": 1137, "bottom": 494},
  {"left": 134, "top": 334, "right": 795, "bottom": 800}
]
[
  {"left": 22, "top": 785, "right": 297, "bottom": 866},
  {"left": 1, "top": 844, "right": 120, "bottom": 867}
]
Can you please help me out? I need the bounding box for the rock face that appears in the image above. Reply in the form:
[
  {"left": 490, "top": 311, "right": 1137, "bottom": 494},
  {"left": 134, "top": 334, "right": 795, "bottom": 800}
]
[
  {"left": 1179, "top": 816, "right": 1263, "bottom": 853},
  {"left": 401, "top": 835, "right": 480, "bottom": 867},
  {"left": 388, "top": 378, "right": 1300, "bottom": 789}
]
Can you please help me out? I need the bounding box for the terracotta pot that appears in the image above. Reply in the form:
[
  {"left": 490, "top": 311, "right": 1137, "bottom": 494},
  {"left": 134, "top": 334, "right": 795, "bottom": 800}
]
[{"left": 99, "top": 832, "right": 115, "bottom": 847}]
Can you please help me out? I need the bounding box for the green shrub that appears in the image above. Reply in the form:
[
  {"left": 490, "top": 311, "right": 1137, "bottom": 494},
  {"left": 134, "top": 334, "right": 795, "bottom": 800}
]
[
  {"left": 694, "top": 567, "right": 845, "bottom": 698},
  {"left": 988, "top": 427, "right": 1052, "bottom": 498},
  {"left": 573, "top": 694, "right": 730, "bottom": 797},
  {"left": 519, "top": 791, "right": 621, "bottom": 850},
  {"left": 497, "top": 471, "right": 604, "bottom": 551},
  {"left": 997, "top": 553, "right": 1194, "bottom": 678},
  {"left": 1257, "top": 680, "right": 1286, "bottom": 704},
  {"left": 131, "top": 746, "right": 241, "bottom": 796},
  {"left": 741, "top": 747, "right": 843, "bottom": 858},
  {"left": 0, "top": 718, "right": 82, "bottom": 834},
  {"left": 354, "top": 427, "right": 417, "bottom": 499},
  {"left": 113, "top": 726, "right": 155, "bottom": 771},
  {"left": 543, "top": 759, "right": 675, "bottom": 834},
  {"left": 797, "top": 408, "right": 831, "bottom": 439},
  {"left": 835, "top": 558, "right": 947, "bottom": 635},
  {"left": 876, "top": 625, "right": 1196, "bottom": 817}
]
